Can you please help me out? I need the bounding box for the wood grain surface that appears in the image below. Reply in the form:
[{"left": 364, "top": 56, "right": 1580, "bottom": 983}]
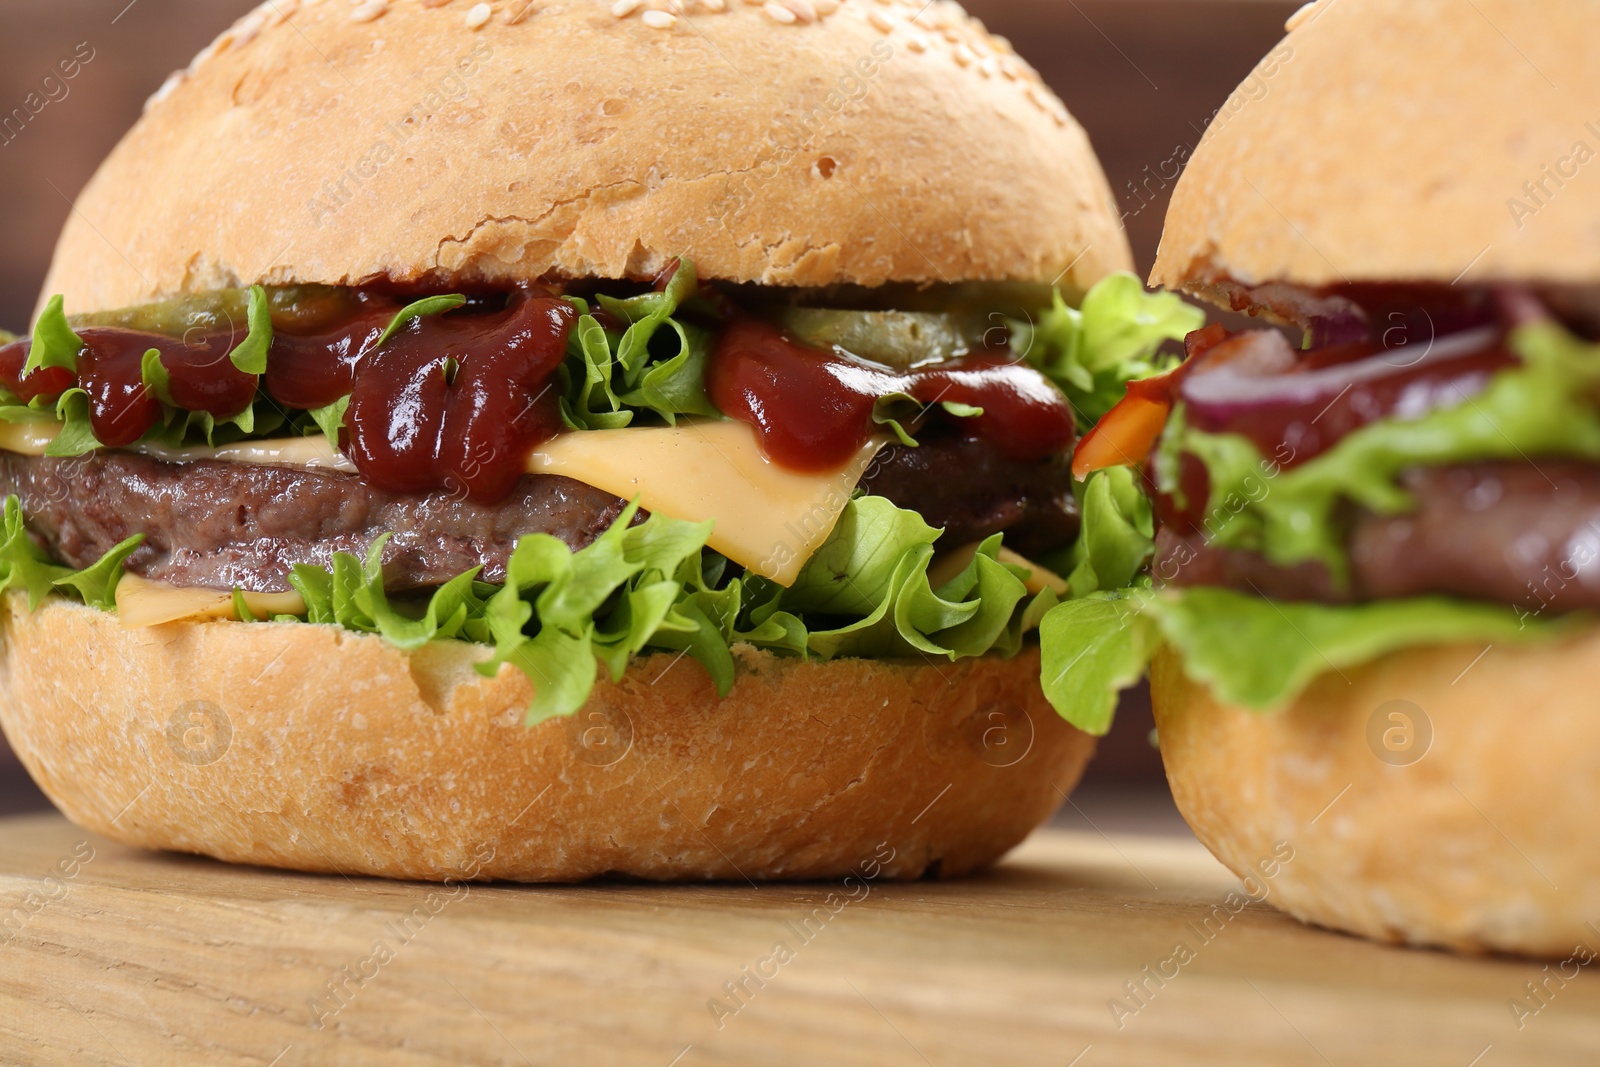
[{"left": 1, "top": 814, "right": 1596, "bottom": 1065}]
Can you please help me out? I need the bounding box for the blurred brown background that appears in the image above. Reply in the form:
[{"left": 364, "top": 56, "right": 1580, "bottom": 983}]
[{"left": 0, "top": 0, "right": 1298, "bottom": 815}]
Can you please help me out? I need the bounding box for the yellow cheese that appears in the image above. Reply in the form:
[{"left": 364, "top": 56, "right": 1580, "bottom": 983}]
[
  {"left": 114, "top": 574, "right": 306, "bottom": 629},
  {"left": 0, "top": 419, "right": 61, "bottom": 456},
  {"left": 9, "top": 418, "right": 882, "bottom": 587},
  {"left": 529, "top": 420, "right": 884, "bottom": 585},
  {"left": 0, "top": 420, "right": 356, "bottom": 471},
  {"left": 139, "top": 435, "right": 358, "bottom": 472}
]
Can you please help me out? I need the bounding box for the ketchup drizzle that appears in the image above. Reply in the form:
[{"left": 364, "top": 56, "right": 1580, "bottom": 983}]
[{"left": 708, "top": 318, "right": 1076, "bottom": 471}]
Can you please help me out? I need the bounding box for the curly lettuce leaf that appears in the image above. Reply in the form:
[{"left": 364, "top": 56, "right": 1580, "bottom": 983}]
[
  {"left": 1174, "top": 322, "right": 1600, "bottom": 578},
  {"left": 227, "top": 285, "right": 274, "bottom": 374},
  {"left": 44, "top": 389, "right": 101, "bottom": 458},
  {"left": 375, "top": 294, "right": 467, "bottom": 349},
  {"left": 232, "top": 494, "right": 1054, "bottom": 724},
  {"left": 300, "top": 395, "right": 351, "bottom": 443},
  {"left": 1055, "top": 466, "right": 1155, "bottom": 596},
  {"left": 1040, "top": 586, "right": 1577, "bottom": 736},
  {"left": 1015, "top": 272, "right": 1203, "bottom": 425},
  {"left": 560, "top": 259, "right": 720, "bottom": 430},
  {"left": 23, "top": 295, "right": 83, "bottom": 376},
  {"left": 53, "top": 533, "right": 144, "bottom": 610},
  {"left": 750, "top": 497, "right": 1044, "bottom": 662},
  {"left": 0, "top": 496, "right": 140, "bottom": 610}
]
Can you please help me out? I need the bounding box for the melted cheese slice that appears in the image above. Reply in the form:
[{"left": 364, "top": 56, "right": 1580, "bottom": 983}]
[
  {"left": 5, "top": 418, "right": 882, "bottom": 589},
  {"left": 0, "top": 419, "right": 62, "bottom": 456},
  {"left": 529, "top": 420, "right": 884, "bottom": 584},
  {"left": 115, "top": 574, "right": 307, "bottom": 629}
]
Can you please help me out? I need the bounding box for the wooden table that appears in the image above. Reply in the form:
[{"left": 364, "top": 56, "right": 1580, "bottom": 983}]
[{"left": 0, "top": 813, "right": 1594, "bottom": 1066}]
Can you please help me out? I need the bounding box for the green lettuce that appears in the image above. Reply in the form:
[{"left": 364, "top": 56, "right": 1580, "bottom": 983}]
[
  {"left": 559, "top": 259, "right": 721, "bottom": 431},
  {"left": 375, "top": 294, "right": 467, "bottom": 349},
  {"left": 1169, "top": 322, "right": 1600, "bottom": 578},
  {"left": 226, "top": 285, "right": 274, "bottom": 375},
  {"left": 245, "top": 495, "right": 1055, "bottom": 724},
  {"left": 0, "top": 496, "right": 141, "bottom": 610},
  {"left": 1050, "top": 465, "right": 1155, "bottom": 596},
  {"left": 22, "top": 296, "right": 83, "bottom": 376},
  {"left": 1040, "top": 586, "right": 1578, "bottom": 736},
  {"left": 1014, "top": 272, "right": 1203, "bottom": 425}
]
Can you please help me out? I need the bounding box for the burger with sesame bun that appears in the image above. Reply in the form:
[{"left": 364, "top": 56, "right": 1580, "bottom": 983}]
[
  {"left": 1054, "top": 0, "right": 1600, "bottom": 954},
  {"left": 0, "top": 0, "right": 1199, "bottom": 882}
]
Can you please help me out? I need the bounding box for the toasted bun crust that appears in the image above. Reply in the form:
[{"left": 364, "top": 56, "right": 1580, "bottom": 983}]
[
  {"left": 44, "top": 0, "right": 1129, "bottom": 314},
  {"left": 1151, "top": 636, "right": 1600, "bottom": 956},
  {"left": 1151, "top": 0, "right": 1600, "bottom": 296},
  {"left": 0, "top": 596, "right": 1093, "bottom": 882}
]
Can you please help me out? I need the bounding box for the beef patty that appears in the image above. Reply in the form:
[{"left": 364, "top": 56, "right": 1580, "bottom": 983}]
[
  {"left": 1155, "top": 460, "right": 1600, "bottom": 613},
  {"left": 2, "top": 434, "right": 1080, "bottom": 593}
]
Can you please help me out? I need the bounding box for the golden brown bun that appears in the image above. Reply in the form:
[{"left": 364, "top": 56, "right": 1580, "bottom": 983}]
[
  {"left": 44, "top": 0, "right": 1130, "bottom": 314},
  {"left": 1151, "top": 0, "right": 1600, "bottom": 296},
  {"left": 1152, "top": 637, "right": 1600, "bottom": 957},
  {"left": 0, "top": 596, "right": 1093, "bottom": 882}
]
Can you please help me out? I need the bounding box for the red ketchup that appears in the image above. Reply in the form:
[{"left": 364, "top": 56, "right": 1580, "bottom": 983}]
[
  {"left": 341, "top": 296, "right": 575, "bottom": 502},
  {"left": 707, "top": 318, "right": 1076, "bottom": 471},
  {"left": 0, "top": 293, "right": 578, "bottom": 503},
  {"left": 0, "top": 329, "right": 258, "bottom": 448}
]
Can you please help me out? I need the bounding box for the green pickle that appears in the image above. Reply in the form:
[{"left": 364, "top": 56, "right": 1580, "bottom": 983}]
[
  {"left": 69, "top": 284, "right": 360, "bottom": 337},
  {"left": 776, "top": 308, "right": 991, "bottom": 368}
]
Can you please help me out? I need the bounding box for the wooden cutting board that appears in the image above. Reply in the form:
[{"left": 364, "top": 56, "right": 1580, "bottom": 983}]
[{"left": 0, "top": 812, "right": 1595, "bottom": 1066}]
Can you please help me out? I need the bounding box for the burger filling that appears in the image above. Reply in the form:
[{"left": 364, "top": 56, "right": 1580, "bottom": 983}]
[
  {"left": 1053, "top": 281, "right": 1600, "bottom": 733},
  {"left": 0, "top": 262, "right": 1200, "bottom": 720}
]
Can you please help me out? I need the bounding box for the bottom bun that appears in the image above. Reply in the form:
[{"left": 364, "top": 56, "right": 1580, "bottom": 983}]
[
  {"left": 1152, "top": 634, "right": 1600, "bottom": 957},
  {"left": 0, "top": 596, "right": 1093, "bottom": 882}
]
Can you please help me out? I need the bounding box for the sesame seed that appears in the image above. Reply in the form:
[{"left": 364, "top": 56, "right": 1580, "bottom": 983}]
[
  {"left": 701, "top": 0, "right": 727, "bottom": 10},
  {"left": 611, "top": 0, "right": 642, "bottom": 14},
  {"left": 1285, "top": 1, "right": 1321, "bottom": 32},
  {"left": 781, "top": 0, "right": 816, "bottom": 22},
  {"left": 904, "top": 33, "right": 926, "bottom": 52},
  {"left": 145, "top": 70, "right": 185, "bottom": 112},
  {"left": 978, "top": 57, "right": 997, "bottom": 78},
  {"left": 951, "top": 44, "right": 973, "bottom": 67},
  {"left": 866, "top": 8, "right": 892, "bottom": 31},
  {"left": 234, "top": 10, "right": 267, "bottom": 43},
  {"left": 998, "top": 57, "right": 1018, "bottom": 80},
  {"left": 762, "top": 1, "right": 797, "bottom": 23},
  {"left": 349, "top": 0, "right": 387, "bottom": 22},
  {"left": 642, "top": 8, "right": 677, "bottom": 27},
  {"left": 813, "top": 0, "right": 838, "bottom": 14},
  {"left": 464, "top": 2, "right": 492, "bottom": 27}
]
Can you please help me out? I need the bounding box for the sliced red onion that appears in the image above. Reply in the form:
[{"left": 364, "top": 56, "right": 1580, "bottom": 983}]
[
  {"left": 1211, "top": 280, "right": 1370, "bottom": 346},
  {"left": 1181, "top": 325, "right": 1500, "bottom": 416}
]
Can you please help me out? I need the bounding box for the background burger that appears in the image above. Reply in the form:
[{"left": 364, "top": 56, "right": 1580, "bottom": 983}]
[
  {"left": 1058, "top": 0, "right": 1600, "bottom": 954},
  {"left": 0, "top": 0, "right": 1199, "bottom": 881}
]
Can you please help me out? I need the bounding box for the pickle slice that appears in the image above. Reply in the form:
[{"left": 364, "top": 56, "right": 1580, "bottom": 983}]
[
  {"left": 777, "top": 308, "right": 989, "bottom": 368},
  {"left": 70, "top": 285, "right": 360, "bottom": 337}
]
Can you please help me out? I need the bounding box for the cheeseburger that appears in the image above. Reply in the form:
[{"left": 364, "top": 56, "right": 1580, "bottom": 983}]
[
  {"left": 1059, "top": 0, "right": 1600, "bottom": 954},
  {"left": 0, "top": 0, "right": 1198, "bottom": 881}
]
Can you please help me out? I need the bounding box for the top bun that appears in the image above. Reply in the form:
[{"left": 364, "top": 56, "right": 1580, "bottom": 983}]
[
  {"left": 44, "top": 0, "right": 1130, "bottom": 314},
  {"left": 1152, "top": 0, "right": 1600, "bottom": 297}
]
